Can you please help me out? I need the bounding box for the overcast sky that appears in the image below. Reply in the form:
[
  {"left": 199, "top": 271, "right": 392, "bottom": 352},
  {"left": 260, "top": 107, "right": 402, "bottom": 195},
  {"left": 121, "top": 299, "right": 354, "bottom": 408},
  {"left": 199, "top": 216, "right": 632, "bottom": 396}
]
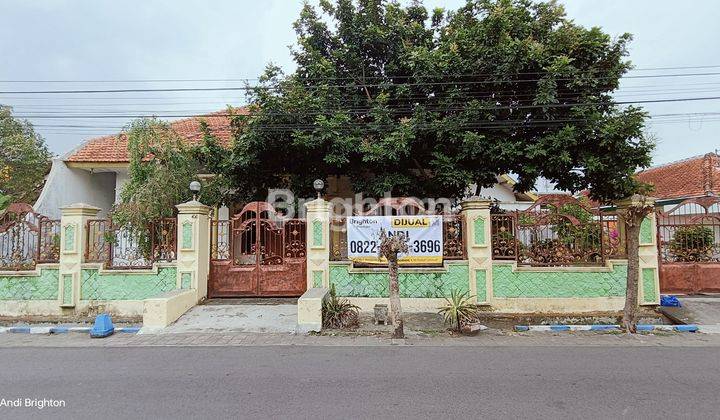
[{"left": 1, "top": 0, "right": 719, "bottom": 166}]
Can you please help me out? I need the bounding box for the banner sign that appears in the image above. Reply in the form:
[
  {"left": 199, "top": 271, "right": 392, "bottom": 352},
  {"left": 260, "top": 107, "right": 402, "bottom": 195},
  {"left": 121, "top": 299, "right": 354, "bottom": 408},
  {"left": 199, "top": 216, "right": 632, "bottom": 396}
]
[{"left": 346, "top": 215, "right": 444, "bottom": 265}]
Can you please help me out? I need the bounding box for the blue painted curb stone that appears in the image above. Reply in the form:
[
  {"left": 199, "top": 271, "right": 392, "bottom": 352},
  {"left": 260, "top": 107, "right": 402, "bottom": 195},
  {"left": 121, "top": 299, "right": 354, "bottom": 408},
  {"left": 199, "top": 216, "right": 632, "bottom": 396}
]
[
  {"left": 550, "top": 325, "right": 570, "bottom": 331},
  {"left": 674, "top": 325, "right": 698, "bottom": 332},
  {"left": 9, "top": 326, "right": 30, "bottom": 333},
  {"left": 515, "top": 326, "right": 530, "bottom": 332},
  {"left": 90, "top": 313, "right": 115, "bottom": 338},
  {"left": 589, "top": 325, "right": 618, "bottom": 331},
  {"left": 117, "top": 327, "right": 141, "bottom": 333}
]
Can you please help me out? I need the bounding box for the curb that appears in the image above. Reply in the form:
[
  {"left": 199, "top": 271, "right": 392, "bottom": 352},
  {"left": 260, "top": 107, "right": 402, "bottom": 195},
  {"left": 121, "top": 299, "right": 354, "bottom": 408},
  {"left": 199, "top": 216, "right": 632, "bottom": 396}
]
[
  {"left": 0, "top": 326, "right": 141, "bottom": 334},
  {"left": 514, "top": 324, "right": 699, "bottom": 332}
]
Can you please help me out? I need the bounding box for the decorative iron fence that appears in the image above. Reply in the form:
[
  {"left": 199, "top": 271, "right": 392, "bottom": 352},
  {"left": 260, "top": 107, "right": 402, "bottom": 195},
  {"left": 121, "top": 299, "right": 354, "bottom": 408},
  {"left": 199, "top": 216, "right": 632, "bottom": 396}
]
[
  {"left": 37, "top": 219, "right": 61, "bottom": 264},
  {"left": 490, "top": 214, "right": 516, "bottom": 260},
  {"left": 491, "top": 195, "right": 609, "bottom": 266},
  {"left": 442, "top": 214, "right": 465, "bottom": 260},
  {"left": 0, "top": 203, "right": 59, "bottom": 270},
  {"left": 657, "top": 196, "right": 720, "bottom": 263},
  {"left": 329, "top": 214, "right": 466, "bottom": 262},
  {"left": 599, "top": 211, "right": 626, "bottom": 259},
  {"left": 330, "top": 218, "right": 348, "bottom": 261},
  {"left": 85, "top": 218, "right": 177, "bottom": 269}
]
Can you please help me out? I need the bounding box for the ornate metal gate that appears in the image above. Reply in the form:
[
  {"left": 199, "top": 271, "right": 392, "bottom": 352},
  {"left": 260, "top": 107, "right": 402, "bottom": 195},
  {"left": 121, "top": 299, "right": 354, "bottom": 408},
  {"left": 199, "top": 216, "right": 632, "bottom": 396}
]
[
  {"left": 209, "top": 202, "right": 307, "bottom": 297},
  {"left": 657, "top": 196, "right": 720, "bottom": 294}
]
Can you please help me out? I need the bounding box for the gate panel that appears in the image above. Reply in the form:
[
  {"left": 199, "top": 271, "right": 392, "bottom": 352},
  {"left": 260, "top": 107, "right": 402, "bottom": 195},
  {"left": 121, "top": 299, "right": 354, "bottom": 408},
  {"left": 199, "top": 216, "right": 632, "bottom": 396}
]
[
  {"left": 658, "top": 197, "right": 720, "bottom": 294},
  {"left": 209, "top": 202, "right": 307, "bottom": 298}
]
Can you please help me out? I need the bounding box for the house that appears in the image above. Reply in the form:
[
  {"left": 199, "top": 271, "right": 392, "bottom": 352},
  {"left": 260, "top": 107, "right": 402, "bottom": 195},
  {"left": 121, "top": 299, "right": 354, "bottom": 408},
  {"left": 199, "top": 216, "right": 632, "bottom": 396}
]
[
  {"left": 635, "top": 152, "right": 720, "bottom": 294},
  {"left": 34, "top": 110, "right": 243, "bottom": 219},
  {"left": 636, "top": 152, "right": 720, "bottom": 205},
  {"left": 33, "top": 108, "right": 538, "bottom": 219}
]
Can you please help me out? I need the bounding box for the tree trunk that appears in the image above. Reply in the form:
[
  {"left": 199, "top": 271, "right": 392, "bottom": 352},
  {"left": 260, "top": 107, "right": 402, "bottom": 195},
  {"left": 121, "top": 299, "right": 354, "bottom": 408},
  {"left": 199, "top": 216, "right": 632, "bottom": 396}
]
[
  {"left": 623, "top": 216, "right": 642, "bottom": 333},
  {"left": 388, "top": 254, "right": 404, "bottom": 338}
]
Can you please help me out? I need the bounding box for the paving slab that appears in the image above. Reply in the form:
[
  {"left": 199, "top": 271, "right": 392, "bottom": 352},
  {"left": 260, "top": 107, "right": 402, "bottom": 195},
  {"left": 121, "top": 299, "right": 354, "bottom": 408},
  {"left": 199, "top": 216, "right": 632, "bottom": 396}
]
[
  {"left": 661, "top": 296, "right": 720, "bottom": 325},
  {"left": 157, "top": 303, "right": 298, "bottom": 334}
]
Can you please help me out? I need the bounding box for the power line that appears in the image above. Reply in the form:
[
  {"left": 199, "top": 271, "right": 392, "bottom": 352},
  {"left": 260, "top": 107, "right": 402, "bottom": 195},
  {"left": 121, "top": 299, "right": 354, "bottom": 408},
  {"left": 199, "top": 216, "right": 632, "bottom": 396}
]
[
  {"left": 3, "top": 64, "right": 720, "bottom": 83},
  {"left": 4, "top": 71, "right": 720, "bottom": 95},
  {"left": 9, "top": 95, "right": 720, "bottom": 119}
]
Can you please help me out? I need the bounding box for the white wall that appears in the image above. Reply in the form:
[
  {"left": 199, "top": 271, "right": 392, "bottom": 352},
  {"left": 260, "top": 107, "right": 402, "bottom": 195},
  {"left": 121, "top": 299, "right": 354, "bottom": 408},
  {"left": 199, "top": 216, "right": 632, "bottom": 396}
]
[
  {"left": 114, "top": 170, "right": 129, "bottom": 203},
  {"left": 34, "top": 159, "right": 116, "bottom": 218}
]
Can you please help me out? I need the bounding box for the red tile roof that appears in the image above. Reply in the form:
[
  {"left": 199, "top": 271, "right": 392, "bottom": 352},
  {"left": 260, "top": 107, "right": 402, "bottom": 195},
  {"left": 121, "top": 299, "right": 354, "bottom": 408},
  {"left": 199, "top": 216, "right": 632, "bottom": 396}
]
[
  {"left": 65, "top": 108, "right": 248, "bottom": 163},
  {"left": 635, "top": 152, "right": 720, "bottom": 200}
]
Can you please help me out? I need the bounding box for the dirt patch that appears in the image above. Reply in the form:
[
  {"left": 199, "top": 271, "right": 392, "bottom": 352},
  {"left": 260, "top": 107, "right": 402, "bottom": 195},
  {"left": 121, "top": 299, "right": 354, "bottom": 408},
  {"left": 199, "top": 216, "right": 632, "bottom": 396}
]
[{"left": 320, "top": 307, "right": 671, "bottom": 337}]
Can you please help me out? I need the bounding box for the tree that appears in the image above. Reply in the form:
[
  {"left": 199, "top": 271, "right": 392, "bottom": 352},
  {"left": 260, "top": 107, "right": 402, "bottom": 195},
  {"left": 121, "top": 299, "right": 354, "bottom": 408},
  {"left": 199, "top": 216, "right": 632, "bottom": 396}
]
[
  {"left": 0, "top": 106, "right": 52, "bottom": 208},
  {"left": 227, "top": 0, "right": 654, "bottom": 332},
  {"left": 112, "top": 118, "right": 229, "bottom": 230},
  {"left": 617, "top": 193, "right": 655, "bottom": 333},
  {"left": 228, "top": 0, "right": 652, "bottom": 202},
  {"left": 378, "top": 230, "right": 409, "bottom": 339}
]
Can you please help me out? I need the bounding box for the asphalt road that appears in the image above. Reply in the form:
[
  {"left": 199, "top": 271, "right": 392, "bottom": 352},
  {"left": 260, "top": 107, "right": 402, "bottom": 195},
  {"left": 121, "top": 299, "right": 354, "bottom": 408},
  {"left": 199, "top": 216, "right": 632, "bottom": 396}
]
[{"left": 1, "top": 345, "right": 719, "bottom": 419}]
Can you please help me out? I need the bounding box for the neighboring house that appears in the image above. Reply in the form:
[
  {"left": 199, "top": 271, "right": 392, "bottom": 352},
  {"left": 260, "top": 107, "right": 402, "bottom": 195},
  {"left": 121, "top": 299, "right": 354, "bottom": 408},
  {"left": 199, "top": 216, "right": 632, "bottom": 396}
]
[
  {"left": 636, "top": 152, "right": 720, "bottom": 294},
  {"left": 33, "top": 108, "right": 537, "bottom": 218},
  {"left": 635, "top": 152, "right": 720, "bottom": 205}
]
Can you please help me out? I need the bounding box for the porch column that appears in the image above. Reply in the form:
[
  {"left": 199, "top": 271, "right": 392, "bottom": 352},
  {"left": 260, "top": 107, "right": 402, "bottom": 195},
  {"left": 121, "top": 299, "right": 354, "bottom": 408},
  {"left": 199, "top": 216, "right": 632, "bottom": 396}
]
[
  {"left": 176, "top": 200, "right": 212, "bottom": 302},
  {"left": 616, "top": 196, "right": 660, "bottom": 305},
  {"left": 305, "top": 198, "right": 332, "bottom": 289},
  {"left": 59, "top": 203, "right": 101, "bottom": 309},
  {"left": 460, "top": 197, "right": 492, "bottom": 304}
]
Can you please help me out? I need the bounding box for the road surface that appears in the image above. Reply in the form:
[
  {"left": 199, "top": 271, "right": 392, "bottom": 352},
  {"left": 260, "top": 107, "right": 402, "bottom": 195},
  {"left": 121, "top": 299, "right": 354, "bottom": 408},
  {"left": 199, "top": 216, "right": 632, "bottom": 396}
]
[{"left": 1, "top": 345, "right": 718, "bottom": 419}]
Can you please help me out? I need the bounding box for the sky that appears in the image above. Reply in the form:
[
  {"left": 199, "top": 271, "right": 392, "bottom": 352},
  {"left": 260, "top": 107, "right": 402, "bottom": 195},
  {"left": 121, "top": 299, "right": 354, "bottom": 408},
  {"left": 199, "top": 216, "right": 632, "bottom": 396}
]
[{"left": 1, "top": 0, "right": 719, "bottom": 166}]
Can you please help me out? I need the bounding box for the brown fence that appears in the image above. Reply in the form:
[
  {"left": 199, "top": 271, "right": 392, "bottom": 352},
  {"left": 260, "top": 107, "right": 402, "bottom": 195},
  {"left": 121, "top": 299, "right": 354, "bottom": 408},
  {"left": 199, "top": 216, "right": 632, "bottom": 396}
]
[
  {"left": 490, "top": 195, "right": 623, "bottom": 266},
  {"left": 85, "top": 218, "right": 177, "bottom": 269},
  {"left": 657, "top": 196, "right": 720, "bottom": 293},
  {"left": 0, "top": 203, "right": 60, "bottom": 270},
  {"left": 329, "top": 214, "right": 465, "bottom": 262}
]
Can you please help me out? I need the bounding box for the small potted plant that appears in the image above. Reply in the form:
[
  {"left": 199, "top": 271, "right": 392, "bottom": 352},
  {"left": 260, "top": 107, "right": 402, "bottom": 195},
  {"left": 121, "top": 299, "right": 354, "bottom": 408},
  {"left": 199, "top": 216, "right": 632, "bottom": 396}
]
[{"left": 438, "top": 289, "right": 484, "bottom": 335}]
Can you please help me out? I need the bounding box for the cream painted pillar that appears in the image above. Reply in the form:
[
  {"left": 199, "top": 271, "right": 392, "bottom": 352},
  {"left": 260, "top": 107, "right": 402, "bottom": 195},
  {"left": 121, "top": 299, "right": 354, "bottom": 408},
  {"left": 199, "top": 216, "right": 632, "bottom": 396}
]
[
  {"left": 616, "top": 196, "right": 660, "bottom": 306},
  {"left": 305, "top": 198, "right": 332, "bottom": 289},
  {"left": 59, "top": 203, "right": 101, "bottom": 309},
  {"left": 460, "top": 198, "right": 492, "bottom": 304},
  {"left": 175, "top": 200, "right": 211, "bottom": 302}
]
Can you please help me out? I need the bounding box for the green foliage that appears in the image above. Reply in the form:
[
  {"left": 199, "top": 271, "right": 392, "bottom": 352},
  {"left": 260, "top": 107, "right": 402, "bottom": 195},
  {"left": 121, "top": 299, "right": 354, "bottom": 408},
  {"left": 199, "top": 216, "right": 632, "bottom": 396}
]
[
  {"left": 227, "top": 0, "right": 653, "bottom": 202},
  {"left": 112, "top": 118, "right": 195, "bottom": 230},
  {"left": 322, "top": 283, "right": 360, "bottom": 329},
  {"left": 0, "top": 106, "right": 52, "bottom": 204},
  {"left": 112, "top": 118, "right": 231, "bottom": 230},
  {"left": 552, "top": 201, "right": 600, "bottom": 248},
  {"left": 0, "top": 194, "right": 10, "bottom": 211},
  {"left": 669, "top": 225, "right": 716, "bottom": 262},
  {"left": 438, "top": 289, "right": 478, "bottom": 331}
]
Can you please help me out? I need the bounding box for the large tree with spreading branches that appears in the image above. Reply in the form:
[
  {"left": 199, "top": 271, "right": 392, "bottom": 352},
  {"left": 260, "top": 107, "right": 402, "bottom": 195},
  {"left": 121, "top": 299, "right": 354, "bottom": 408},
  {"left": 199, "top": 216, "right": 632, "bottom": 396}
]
[
  {"left": 228, "top": 0, "right": 652, "bottom": 202},
  {"left": 226, "top": 0, "right": 654, "bottom": 332},
  {"left": 0, "top": 106, "right": 52, "bottom": 209}
]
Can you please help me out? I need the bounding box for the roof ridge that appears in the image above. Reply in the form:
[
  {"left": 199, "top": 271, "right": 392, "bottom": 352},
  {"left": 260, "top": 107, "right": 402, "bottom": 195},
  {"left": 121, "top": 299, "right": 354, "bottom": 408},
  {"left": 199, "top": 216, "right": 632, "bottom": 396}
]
[
  {"left": 637, "top": 153, "right": 714, "bottom": 174},
  {"left": 65, "top": 107, "right": 245, "bottom": 163}
]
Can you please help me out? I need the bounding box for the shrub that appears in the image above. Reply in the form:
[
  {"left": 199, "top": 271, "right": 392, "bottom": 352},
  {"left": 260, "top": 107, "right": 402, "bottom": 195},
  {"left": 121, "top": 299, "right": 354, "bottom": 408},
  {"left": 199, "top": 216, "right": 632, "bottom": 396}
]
[
  {"left": 438, "top": 289, "right": 478, "bottom": 331},
  {"left": 322, "top": 284, "right": 359, "bottom": 329},
  {"left": 669, "top": 225, "right": 716, "bottom": 262}
]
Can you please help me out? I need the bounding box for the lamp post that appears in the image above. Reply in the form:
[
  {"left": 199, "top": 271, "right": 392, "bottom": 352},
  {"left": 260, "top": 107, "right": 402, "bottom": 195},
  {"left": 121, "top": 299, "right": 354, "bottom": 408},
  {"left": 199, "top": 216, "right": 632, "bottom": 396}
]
[
  {"left": 189, "top": 181, "right": 201, "bottom": 201},
  {"left": 313, "top": 179, "right": 324, "bottom": 199}
]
